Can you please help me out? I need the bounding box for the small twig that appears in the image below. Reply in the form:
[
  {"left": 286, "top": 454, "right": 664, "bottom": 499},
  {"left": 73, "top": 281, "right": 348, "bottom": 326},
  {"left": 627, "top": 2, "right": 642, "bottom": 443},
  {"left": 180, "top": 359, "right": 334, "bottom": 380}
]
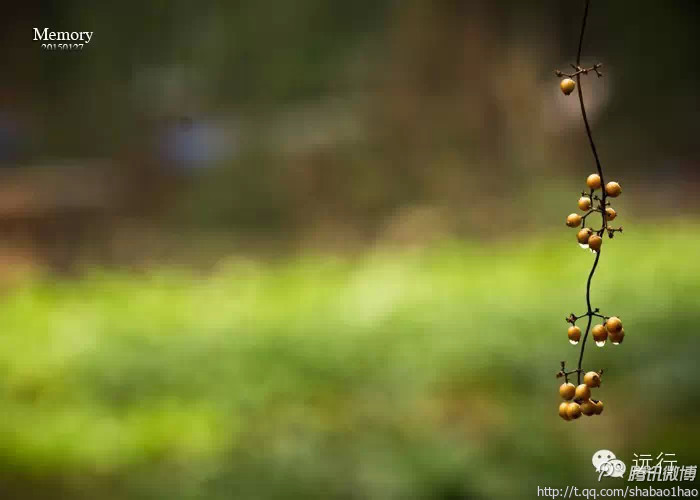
[
  {"left": 567, "top": 309, "right": 610, "bottom": 324},
  {"left": 555, "top": 62, "right": 603, "bottom": 79},
  {"left": 607, "top": 226, "right": 623, "bottom": 238}
]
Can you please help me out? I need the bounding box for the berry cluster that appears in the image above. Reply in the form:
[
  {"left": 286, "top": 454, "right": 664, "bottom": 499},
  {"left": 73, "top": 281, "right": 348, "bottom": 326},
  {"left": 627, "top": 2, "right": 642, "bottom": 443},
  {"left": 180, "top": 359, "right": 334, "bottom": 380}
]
[
  {"left": 558, "top": 371, "right": 604, "bottom": 420},
  {"left": 565, "top": 173, "right": 623, "bottom": 253},
  {"left": 567, "top": 315, "right": 625, "bottom": 347}
]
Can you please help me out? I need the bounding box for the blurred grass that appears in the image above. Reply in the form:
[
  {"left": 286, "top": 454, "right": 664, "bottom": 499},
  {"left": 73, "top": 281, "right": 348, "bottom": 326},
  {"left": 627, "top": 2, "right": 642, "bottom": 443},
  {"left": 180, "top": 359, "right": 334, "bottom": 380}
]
[{"left": 1, "top": 220, "right": 700, "bottom": 499}]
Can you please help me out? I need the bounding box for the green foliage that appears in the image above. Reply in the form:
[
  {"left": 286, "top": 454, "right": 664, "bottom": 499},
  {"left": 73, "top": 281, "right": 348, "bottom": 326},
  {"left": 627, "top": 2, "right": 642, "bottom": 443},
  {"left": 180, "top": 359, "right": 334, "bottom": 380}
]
[{"left": 1, "top": 223, "right": 699, "bottom": 499}]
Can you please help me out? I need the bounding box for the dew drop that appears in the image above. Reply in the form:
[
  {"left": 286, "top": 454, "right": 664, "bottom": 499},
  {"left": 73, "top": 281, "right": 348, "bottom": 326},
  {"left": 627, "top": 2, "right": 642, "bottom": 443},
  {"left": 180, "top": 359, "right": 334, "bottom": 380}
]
[
  {"left": 612, "top": 341, "right": 620, "bottom": 345},
  {"left": 595, "top": 340, "right": 606, "bottom": 347},
  {"left": 569, "top": 339, "right": 579, "bottom": 345},
  {"left": 579, "top": 243, "right": 589, "bottom": 249}
]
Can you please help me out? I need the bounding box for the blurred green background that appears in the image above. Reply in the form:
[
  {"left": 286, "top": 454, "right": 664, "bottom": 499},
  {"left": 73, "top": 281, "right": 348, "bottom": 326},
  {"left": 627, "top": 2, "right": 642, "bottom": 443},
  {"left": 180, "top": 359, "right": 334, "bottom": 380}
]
[{"left": 0, "top": 1, "right": 699, "bottom": 499}]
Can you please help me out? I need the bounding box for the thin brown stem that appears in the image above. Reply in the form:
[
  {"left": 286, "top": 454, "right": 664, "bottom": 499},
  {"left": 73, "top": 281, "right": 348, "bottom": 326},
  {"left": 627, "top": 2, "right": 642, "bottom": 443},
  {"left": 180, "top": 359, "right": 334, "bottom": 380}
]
[
  {"left": 574, "top": 0, "right": 607, "bottom": 384},
  {"left": 576, "top": 0, "right": 590, "bottom": 66},
  {"left": 577, "top": 250, "right": 600, "bottom": 384}
]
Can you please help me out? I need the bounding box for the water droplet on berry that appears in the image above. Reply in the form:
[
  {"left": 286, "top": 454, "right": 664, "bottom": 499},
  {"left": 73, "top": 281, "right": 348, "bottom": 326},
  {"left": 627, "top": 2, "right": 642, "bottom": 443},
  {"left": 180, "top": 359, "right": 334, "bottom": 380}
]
[
  {"left": 611, "top": 341, "right": 620, "bottom": 345},
  {"left": 579, "top": 243, "right": 589, "bottom": 249},
  {"left": 595, "top": 340, "right": 606, "bottom": 347},
  {"left": 569, "top": 339, "right": 579, "bottom": 345}
]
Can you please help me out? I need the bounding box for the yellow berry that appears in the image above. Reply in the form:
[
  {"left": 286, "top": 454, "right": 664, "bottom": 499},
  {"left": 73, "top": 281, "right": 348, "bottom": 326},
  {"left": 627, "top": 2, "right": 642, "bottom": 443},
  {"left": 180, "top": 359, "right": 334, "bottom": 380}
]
[
  {"left": 566, "top": 213, "right": 582, "bottom": 228},
  {"left": 567, "top": 326, "right": 581, "bottom": 343},
  {"left": 605, "top": 316, "right": 623, "bottom": 334},
  {"left": 583, "top": 371, "right": 601, "bottom": 388},
  {"left": 559, "top": 402, "right": 571, "bottom": 420},
  {"left": 605, "top": 207, "right": 617, "bottom": 220},
  {"left": 575, "top": 384, "right": 591, "bottom": 401},
  {"left": 592, "top": 324, "right": 608, "bottom": 343},
  {"left": 578, "top": 196, "right": 592, "bottom": 211},
  {"left": 560, "top": 78, "right": 576, "bottom": 95},
  {"left": 594, "top": 400, "right": 604, "bottom": 415},
  {"left": 559, "top": 382, "right": 576, "bottom": 400},
  {"left": 609, "top": 328, "right": 625, "bottom": 345},
  {"left": 567, "top": 402, "right": 582, "bottom": 419},
  {"left": 577, "top": 228, "right": 592, "bottom": 244},
  {"left": 581, "top": 400, "right": 597, "bottom": 416},
  {"left": 586, "top": 174, "right": 601, "bottom": 190},
  {"left": 605, "top": 182, "right": 622, "bottom": 197},
  {"left": 588, "top": 234, "right": 602, "bottom": 252}
]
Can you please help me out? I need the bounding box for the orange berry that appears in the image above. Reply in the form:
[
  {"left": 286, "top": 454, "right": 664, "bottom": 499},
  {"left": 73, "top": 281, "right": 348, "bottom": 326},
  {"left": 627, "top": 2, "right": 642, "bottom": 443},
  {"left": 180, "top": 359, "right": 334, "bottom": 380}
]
[
  {"left": 592, "top": 324, "right": 608, "bottom": 344},
  {"left": 594, "top": 400, "right": 604, "bottom": 415},
  {"left": 567, "top": 402, "right": 582, "bottom": 419},
  {"left": 567, "top": 326, "right": 581, "bottom": 343},
  {"left": 559, "top": 402, "right": 571, "bottom": 420},
  {"left": 566, "top": 213, "right": 582, "bottom": 228},
  {"left": 588, "top": 234, "right": 602, "bottom": 252},
  {"left": 577, "top": 228, "right": 592, "bottom": 244},
  {"left": 609, "top": 328, "right": 625, "bottom": 345},
  {"left": 581, "top": 400, "right": 597, "bottom": 416},
  {"left": 586, "top": 174, "right": 602, "bottom": 190},
  {"left": 559, "top": 382, "right": 576, "bottom": 400},
  {"left": 605, "top": 316, "right": 623, "bottom": 334},
  {"left": 575, "top": 384, "right": 591, "bottom": 401},
  {"left": 605, "top": 207, "right": 617, "bottom": 220},
  {"left": 583, "top": 371, "right": 601, "bottom": 388},
  {"left": 605, "top": 181, "right": 622, "bottom": 197},
  {"left": 560, "top": 78, "right": 576, "bottom": 95},
  {"left": 578, "top": 196, "right": 592, "bottom": 211}
]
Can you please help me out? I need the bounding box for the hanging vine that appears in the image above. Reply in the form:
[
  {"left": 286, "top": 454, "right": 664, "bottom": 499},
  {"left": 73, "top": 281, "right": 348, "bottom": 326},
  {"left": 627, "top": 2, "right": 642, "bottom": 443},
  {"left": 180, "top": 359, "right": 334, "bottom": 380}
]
[{"left": 554, "top": 0, "right": 626, "bottom": 421}]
